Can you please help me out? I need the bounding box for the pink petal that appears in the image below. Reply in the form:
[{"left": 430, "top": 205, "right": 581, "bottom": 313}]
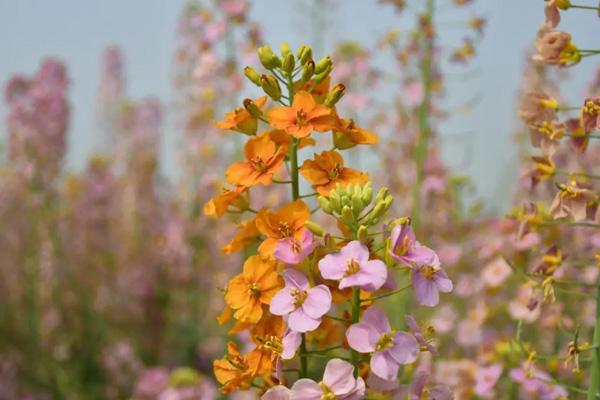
[
  {"left": 362, "top": 307, "right": 391, "bottom": 335},
  {"left": 361, "top": 259, "right": 388, "bottom": 291},
  {"left": 290, "top": 379, "right": 322, "bottom": 400},
  {"left": 340, "top": 240, "right": 369, "bottom": 264},
  {"left": 413, "top": 272, "right": 440, "bottom": 307},
  {"left": 269, "top": 288, "right": 296, "bottom": 315},
  {"left": 344, "top": 377, "right": 366, "bottom": 400},
  {"left": 322, "top": 359, "right": 357, "bottom": 395},
  {"left": 389, "top": 332, "right": 419, "bottom": 364},
  {"left": 302, "top": 285, "right": 331, "bottom": 319},
  {"left": 371, "top": 351, "right": 400, "bottom": 381},
  {"left": 283, "top": 268, "right": 309, "bottom": 290},
  {"left": 282, "top": 331, "right": 301, "bottom": 360},
  {"left": 318, "top": 253, "right": 347, "bottom": 280},
  {"left": 288, "top": 308, "right": 320, "bottom": 333},
  {"left": 346, "top": 323, "right": 377, "bottom": 353},
  {"left": 262, "top": 385, "right": 292, "bottom": 400}
]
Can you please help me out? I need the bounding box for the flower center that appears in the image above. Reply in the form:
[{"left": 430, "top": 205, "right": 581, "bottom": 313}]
[
  {"left": 376, "top": 332, "right": 395, "bottom": 351},
  {"left": 533, "top": 121, "right": 562, "bottom": 140},
  {"left": 251, "top": 156, "right": 267, "bottom": 172},
  {"left": 296, "top": 110, "right": 308, "bottom": 126},
  {"left": 257, "top": 335, "right": 283, "bottom": 354},
  {"left": 278, "top": 221, "right": 293, "bottom": 238},
  {"left": 225, "top": 354, "right": 248, "bottom": 371},
  {"left": 291, "top": 288, "right": 308, "bottom": 307},
  {"left": 328, "top": 164, "right": 342, "bottom": 180},
  {"left": 319, "top": 382, "right": 336, "bottom": 400},
  {"left": 394, "top": 235, "right": 411, "bottom": 257},
  {"left": 344, "top": 258, "right": 361, "bottom": 276},
  {"left": 584, "top": 100, "right": 600, "bottom": 116},
  {"left": 247, "top": 282, "right": 260, "bottom": 296},
  {"left": 419, "top": 263, "right": 439, "bottom": 280}
]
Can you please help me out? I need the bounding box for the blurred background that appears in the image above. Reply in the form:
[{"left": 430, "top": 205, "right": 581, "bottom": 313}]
[
  {"left": 1, "top": 1, "right": 600, "bottom": 399},
  {"left": 2, "top": 0, "right": 599, "bottom": 210}
]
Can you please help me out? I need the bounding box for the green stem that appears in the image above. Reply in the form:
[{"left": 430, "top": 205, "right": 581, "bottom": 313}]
[
  {"left": 300, "top": 333, "right": 308, "bottom": 377},
  {"left": 350, "top": 287, "right": 361, "bottom": 376},
  {"left": 588, "top": 275, "right": 600, "bottom": 399},
  {"left": 570, "top": 5, "right": 600, "bottom": 11},
  {"left": 285, "top": 68, "right": 307, "bottom": 378},
  {"left": 411, "top": 0, "right": 435, "bottom": 235}
]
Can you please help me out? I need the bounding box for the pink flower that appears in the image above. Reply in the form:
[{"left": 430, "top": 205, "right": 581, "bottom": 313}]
[
  {"left": 290, "top": 358, "right": 365, "bottom": 400},
  {"left": 318, "top": 241, "right": 387, "bottom": 291},
  {"left": 346, "top": 307, "right": 418, "bottom": 380},
  {"left": 405, "top": 315, "right": 436, "bottom": 354},
  {"left": 581, "top": 97, "right": 600, "bottom": 133},
  {"left": 269, "top": 268, "right": 331, "bottom": 333},
  {"left": 474, "top": 364, "right": 503, "bottom": 397},
  {"left": 510, "top": 366, "right": 567, "bottom": 399},
  {"left": 388, "top": 223, "right": 436, "bottom": 267},
  {"left": 396, "top": 371, "right": 453, "bottom": 400},
  {"left": 411, "top": 252, "right": 453, "bottom": 307},
  {"left": 274, "top": 230, "right": 318, "bottom": 265},
  {"left": 481, "top": 257, "right": 512, "bottom": 288}
]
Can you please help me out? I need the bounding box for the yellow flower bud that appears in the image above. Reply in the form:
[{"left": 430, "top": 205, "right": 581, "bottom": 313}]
[
  {"left": 243, "top": 66, "right": 262, "bottom": 86},
  {"left": 324, "top": 84, "right": 346, "bottom": 108},
  {"left": 301, "top": 60, "right": 315, "bottom": 83},
  {"left": 315, "top": 56, "right": 332, "bottom": 74},
  {"left": 305, "top": 220, "right": 325, "bottom": 237},
  {"left": 257, "top": 45, "right": 281, "bottom": 69},
  {"left": 296, "top": 45, "right": 313, "bottom": 65},
  {"left": 282, "top": 53, "right": 295, "bottom": 75},
  {"left": 260, "top": 75, "right": 281, "bottom": 100},
  {"left": 243, "top": 98, "right": 263, "bottom": 119}
]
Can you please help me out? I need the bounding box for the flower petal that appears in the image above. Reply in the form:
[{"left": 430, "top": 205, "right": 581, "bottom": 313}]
[
  {"left": 269, "top": 288, "right": 296, "bottom": 315},
  {"left": 389, "top": 332, "right": 419, "bottom": 364},
  {"left": 302, "top": 285, "right": 332, "bottom": 319},
  {"left": 346, "top": 322, "right": 377, "bottom": 353},
  {"left": 322, "top": 359, "right": 357, "bottom": 395},
  {"left": 288, "top": 308, "right": 320, "bottom": 333}
]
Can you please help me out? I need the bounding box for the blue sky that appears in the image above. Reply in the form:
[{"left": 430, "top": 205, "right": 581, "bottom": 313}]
[{"left": 1, "top": 0, "right": 599, "bottom": 212}]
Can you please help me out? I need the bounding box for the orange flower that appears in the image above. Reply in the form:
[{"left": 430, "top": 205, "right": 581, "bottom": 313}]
[
  {"left": 299, "top": 151, "right": 368, "bottom": 195},
  {"left": 333, "top": 118, "right": 379, "bottom": 150},
  {"left": 224, "top": 255, "right": 282, "bottom": 323},
  {"left": 223, "top": 218, "right": 260, "bottom": 254},
  {"left": 255, "top": 200, "right": 311, "bottom": 257},
  {"left": 216, "top": 96, "right": 267, "bottom": 135},
  {"left": 247, "top": 314, "right": 285, "bottom": 377},
  {"left": 267, "top": 91, "right": 337, "bottom": 139},
  {"left": 204, "top": 187, "right": 247, "bottom": 217},
  {"left": 213, "top": 342, "right": 253, "bottom": 394},
  {"left": 225, "top": 133, "right": 286, "bottom": 187},
  {"left": 267, "top": 129, "right": 316, "bottom": 151}
]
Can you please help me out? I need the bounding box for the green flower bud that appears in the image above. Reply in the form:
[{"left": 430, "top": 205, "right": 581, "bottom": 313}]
[
  {"left": 301, "top": 60, "right": 315, "bottom": 83},
  {"left": 329, "top": 192, "right": 341, "bottom": 212},
  {"left": 314, "top": 65, "right": 332, "bottom": 84},
  {"left": 324, "top": 84, "right": 346, "bottom": 108},
  {"left": 244, "top": 66, "right": 262, "bottom": 86},
  {"left": 297, "top": 45, "right": 313, "bottom": 65},
  {"left": 315, "top": 56, "right": 332, "bottom": 74},
  {"left": 282, "top": 52, "right": 295, "bottom": 75},
  {"left": 305, "top": 220, "right": 325, "bottom": 237},
  {"left": 361, "top": 183, "right": 373, "bottom": 207},
  {"left": 280, "top": 42, "right": 292, "bottom": 58},
  {"left": 357, "top": 225, "right": 369, "bottom": 244},
  {"left": 243, "top": 98, "right": 263, "bottom": 119},
  {"left": 258, "top": 45, "right": 281, "bottom": 69},
  {"left": 341, "top": 205, "right": 354, "bottom": 226},
  {"left": 352, "top": 195, "right": 364, "bottom": 216},
  {"left": 260, "top": 75, "right": 281, "bottom": 100},
  {"left": 318, "top": 196, "right": 332, "bottom": 214},
  {"left": 375, "top": 187, "right": 389, "bottom": 205}
]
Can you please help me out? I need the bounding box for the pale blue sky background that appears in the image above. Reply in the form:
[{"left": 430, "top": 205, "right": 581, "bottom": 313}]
[{"left": 1, "top": 0, "right": 599, "bottom": 212}]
